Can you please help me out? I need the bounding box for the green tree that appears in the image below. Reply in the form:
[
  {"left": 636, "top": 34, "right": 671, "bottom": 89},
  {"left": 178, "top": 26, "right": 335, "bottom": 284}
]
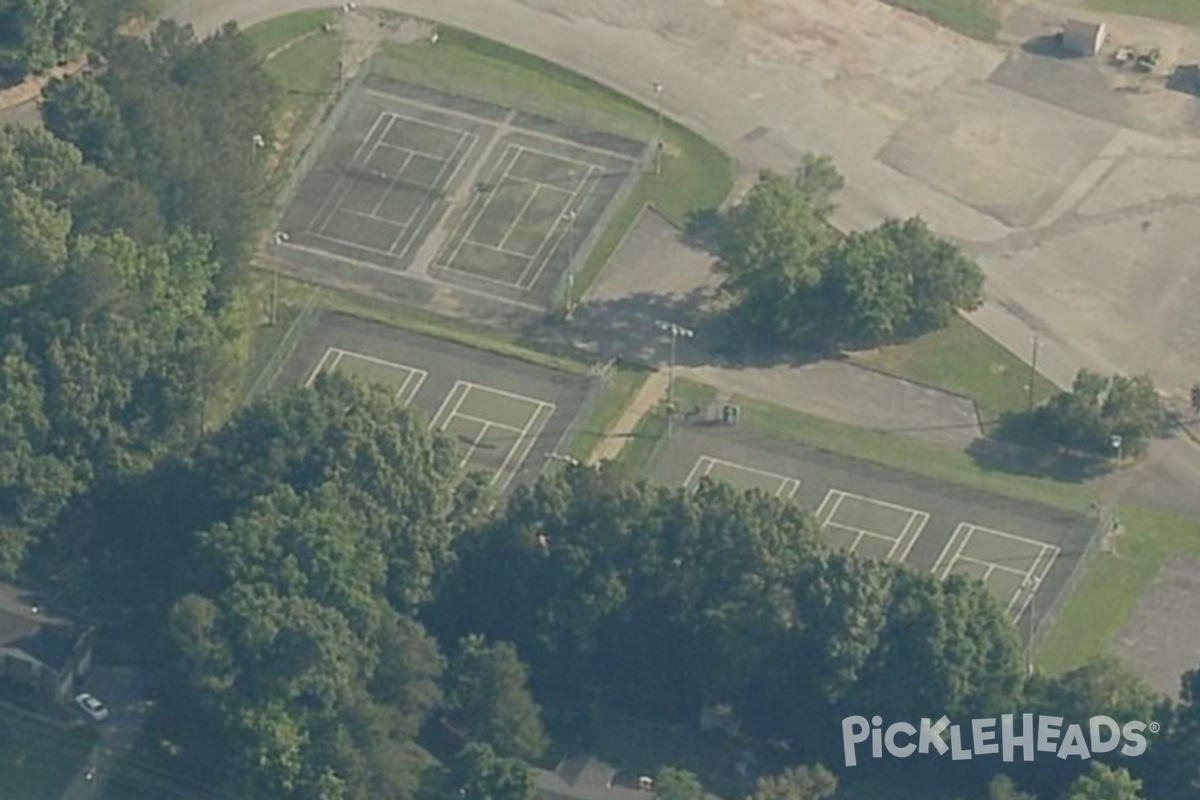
[
  {"left": 654, "top": 767, "right": 705, "bottom": 800},
  {"left": 451, "top": 742, "right": 535, "bottom": 800},
  {"left": 42, "top": 77, "right": 131, "bottom": 172},
  {"left": 819, "top": 217, "right": 983, "bottom": 345},
  {"left": 1027, "top": 656, "right": 1162, "bottom": 730},
  {"left": 716, "top": 170, "right": 833, "bottom": 341},
  {"left": 793, "top": 152, "right": 844, "bottom": 219},
  {"left": 0, "top": 0, "right": 83, "bottom": 81},
  {"left": 750, "top": 764, "right": 838, "bottom": 800},
  {"left": 186, "top": 374, "right": 467, "bottom": 611},
  {"left": 1061, "top": 763, "right": 1144, "bottom": 800},
  {"left": 987, "top": 775, "right": 1036, "bottom": 800},
  {"left": 862, "top": 571, "right": 1023, "bottom": 720},
  {"left": 999, "top": 371, "right": 1165, "bottom": 457},
  {"left": 447, "top": 635, "right": 548, "bottom": 761}
]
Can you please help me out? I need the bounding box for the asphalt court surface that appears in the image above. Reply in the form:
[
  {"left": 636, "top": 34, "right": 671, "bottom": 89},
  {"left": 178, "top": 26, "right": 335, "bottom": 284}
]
[
  {"left": 280, "top": 90, "right": 495, "bottom": 274},
  {"left": 432, "top": 130, "right": 633, "bottom": 300},
  {"left": 276, "top": 312, "right": 592, "bottom": 492},
  {"left": 661, "top": 427, "right": 1093, "bottom": 630},
  {"left": 277, "top": 78, "right": 639, "bottom": 309}
]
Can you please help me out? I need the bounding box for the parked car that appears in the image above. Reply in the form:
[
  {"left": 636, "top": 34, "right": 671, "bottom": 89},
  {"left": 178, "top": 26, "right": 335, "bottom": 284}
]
[{"left": 75, "top": 693, "right": 109, "bottom": 722}]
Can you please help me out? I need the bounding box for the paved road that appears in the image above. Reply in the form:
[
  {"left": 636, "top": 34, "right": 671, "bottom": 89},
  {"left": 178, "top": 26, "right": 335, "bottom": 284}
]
[{"left": 160, "top": 0, "right": 1200, "bottom": 516}]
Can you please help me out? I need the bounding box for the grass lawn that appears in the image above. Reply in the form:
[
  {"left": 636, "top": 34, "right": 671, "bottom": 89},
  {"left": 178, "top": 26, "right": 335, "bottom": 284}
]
[
  {"left": 725, "top": 392, "right": 1093, "bottom": 513},
  {"left": 257, "top": 274, "right": 592, "bottom": 381},
  {"left": 850, "top": 316, "right": 1059, "bottom": 424},
  {"left": 0, "top": 713, "right": 96, "bottom": 800},
  {"left": 880, "top": 0, "right": 1000, "bottom": 40},
  {"left": 1085, "top": 0, "right": 1200, "bottom": 26},
  {"left": 565, "top": 367, "right": 652, "bottom": 462},
  {"left": 246, "top": 14, "right": 340, "bottom": 161},
  {"left": 245, "top": 8, "right": 334, "bottom": 57},
  {"left": 618, "top": 380, "right": 718, "bottom": 474},
  {"left": 1038, "top": 503, "right": 1200, "bottom": 675},
  {"left": 371, "top": 28, "right": 733, "bottom": 302}
]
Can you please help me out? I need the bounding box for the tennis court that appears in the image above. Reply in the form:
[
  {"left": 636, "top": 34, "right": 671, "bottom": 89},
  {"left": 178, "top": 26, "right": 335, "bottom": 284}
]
[
  {"left": 305, "top": 342, "right": 556, "bottom": 492},
  {"left": 932, "top": 523, "right": 1061, "bottom": 621},
  {"left": 684, "top": 455, "right": 801, "bottom": 499},
  {"left": 306, "top": 110, "right": 480, "bottom": 262},
  {"left": 815, "top": 488, "right": 930, "bottom": 563},
  {"left": 429, "top": 380, "right": 556, "bottom": 491},
  {"left": 434, "top": 138, "right": 623, "bottom": 292}
]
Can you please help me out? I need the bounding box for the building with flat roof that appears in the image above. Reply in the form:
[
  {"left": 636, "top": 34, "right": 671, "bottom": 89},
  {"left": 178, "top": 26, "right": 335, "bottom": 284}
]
[{"left": 1062, "top": 19, "right": 1106, "bottom": 57}]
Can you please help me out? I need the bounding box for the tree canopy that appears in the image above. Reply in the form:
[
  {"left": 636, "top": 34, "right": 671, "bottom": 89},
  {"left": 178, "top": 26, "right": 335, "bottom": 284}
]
[
  {"left": 995, "top": 370, "right": 1166, "bottom": 458},
  {"left": 715, "top": 164, "right": 984, "bottom": 350}
]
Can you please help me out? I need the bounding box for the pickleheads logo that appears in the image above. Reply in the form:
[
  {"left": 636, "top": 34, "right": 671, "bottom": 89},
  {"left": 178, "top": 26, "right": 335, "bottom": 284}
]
[{"left": 842, "top": 714, "right": 1159, "bottom": 766}]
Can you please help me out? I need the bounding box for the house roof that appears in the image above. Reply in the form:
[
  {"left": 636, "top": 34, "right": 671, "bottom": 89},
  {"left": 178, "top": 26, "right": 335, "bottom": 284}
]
[
  {"left": 0, "top": 582, "right": 83, "bottom": 672},
  {"left": 1062, "top": 19, "right": 1105, "bottom": 52},
  {"left": 535, "top": 758, "right": 646, "bottom": 800}
]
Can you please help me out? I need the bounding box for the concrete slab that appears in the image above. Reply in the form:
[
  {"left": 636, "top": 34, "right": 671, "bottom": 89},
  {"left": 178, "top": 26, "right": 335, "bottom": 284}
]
[{"left": 880, "top": 81, "right": 1117, "bottom": 227}]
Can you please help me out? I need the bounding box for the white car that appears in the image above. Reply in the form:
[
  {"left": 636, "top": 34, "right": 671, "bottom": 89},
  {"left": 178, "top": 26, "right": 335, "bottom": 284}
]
[{"left": 74, "top": 693, "right": 109, "bottom": 722}]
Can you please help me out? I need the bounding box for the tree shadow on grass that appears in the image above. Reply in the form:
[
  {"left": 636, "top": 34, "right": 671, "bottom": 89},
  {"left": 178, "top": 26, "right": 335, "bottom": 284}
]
[{"left": 966, "top": 436, "right": 1113, "bottom": 483}]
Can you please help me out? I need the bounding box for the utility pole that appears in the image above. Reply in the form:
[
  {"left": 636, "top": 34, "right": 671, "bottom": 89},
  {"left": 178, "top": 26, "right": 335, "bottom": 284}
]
[
  {"left": 1027, "top": 336, "right": 1040, "bottom": 412},
  {"left": 652, "top": 81, "right": 664, "bottom": 175},
  {"left": 656, "top": 320, "right": 694, "bottom": 438}
]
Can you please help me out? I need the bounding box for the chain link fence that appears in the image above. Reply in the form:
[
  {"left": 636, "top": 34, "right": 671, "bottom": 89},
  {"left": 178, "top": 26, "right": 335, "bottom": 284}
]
[
  {"left": 270, "top": 66, "right": 368, "bottom": 220},
  {"left": 550, "top": 142, "right": 654, "bottom": 312},
  {"left": 1028, "top": 507, "right": 1108, "bottom": 660},
  {"left": 243, "top": 287, "right": 323, "bottom": 404}
]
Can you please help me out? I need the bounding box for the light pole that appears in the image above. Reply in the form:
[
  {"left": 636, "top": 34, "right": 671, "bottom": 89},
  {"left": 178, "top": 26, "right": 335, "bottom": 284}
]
[
  {"left": 1110, "top": 433, "right": 1123, "bottom": 462},
  {"left": 656, "top": 320, "right": 694, "bottom": 438},
  {"left": 1027, "top": 335, "right": 1040, "bottom": 413},
  {"left": 652, "top": 81, "right": 664, "bottom": 175},
  {"left": 272, "top": 231, "right": 289, "bottom": 325}
]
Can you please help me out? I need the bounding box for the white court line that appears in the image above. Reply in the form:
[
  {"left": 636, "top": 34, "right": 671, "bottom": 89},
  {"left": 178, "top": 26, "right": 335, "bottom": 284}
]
[
  {"left": 456, "top": 421, "right": 493, "bottom": 468},
  {"left": 816, "top": 489, "right": 850, "bottom": 527},
  {"left": 779, "top": 478, "right": 801, "bottom": 500},
  {"left": 508, "top": 147, "right": 611, "bottom": 175},
  {"left": 683, "top": 455, "right": 717, "bottom": 489},
  {"left": 429, "top": 381, "right": 469, "bottom": 431},
  {"left": 437, "top": 381, "right": 557, "bottom": 492},
  {"left": 493, "top": 401, "right": 555, "bottom": 493},
  {"left": 309, "top": 226, "right": 409, "bottom": 259},
  {"left": 384, "top": 111, "right": 480, "bottom": 141},
  {"left": 394, "top": 370, "right": 427, "bottom": 406},
  {"left": 1007, "top": 543, "right": 1059, "bottom": 616},
  {"left": 391, "top": 130, "right": 480, "bottom": 260},
  {"left": 444, "top": 145, "right": 529, "bottom": 269},
  {"left": 814, "top": 490, "right": 839, "bottom": 523},
  {"left": 369, "top": 148, "right": 417, "bottom": 217},
  {"left": 307, "top": 112, "right": 392, "bottom": 235},
  {"left": 894, "top": 511, "right": 932, "bottom": 562},
  {"left": 334, "top": 207, "right": 408, "bottom": 228},
  {"left": 305, "top": 347, "right": 344, "bottom": 388},
  {"left": 926, "top": 525, "right": 964, "bottom": 575},
  {"left": 705, "top": 456, "right": 800, "bottom": 497},
  {"left": 516, "top": 164, "right": 598, "bottom": 291},
  {"left": 452, "top": 411, "right": 525, "bottom": 434},
  {"left": 498, "top": 184, "right": 544, "bottom": 251},
  {"left": 960, "top": 523, "right": 1062, "bottom": 553}
]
